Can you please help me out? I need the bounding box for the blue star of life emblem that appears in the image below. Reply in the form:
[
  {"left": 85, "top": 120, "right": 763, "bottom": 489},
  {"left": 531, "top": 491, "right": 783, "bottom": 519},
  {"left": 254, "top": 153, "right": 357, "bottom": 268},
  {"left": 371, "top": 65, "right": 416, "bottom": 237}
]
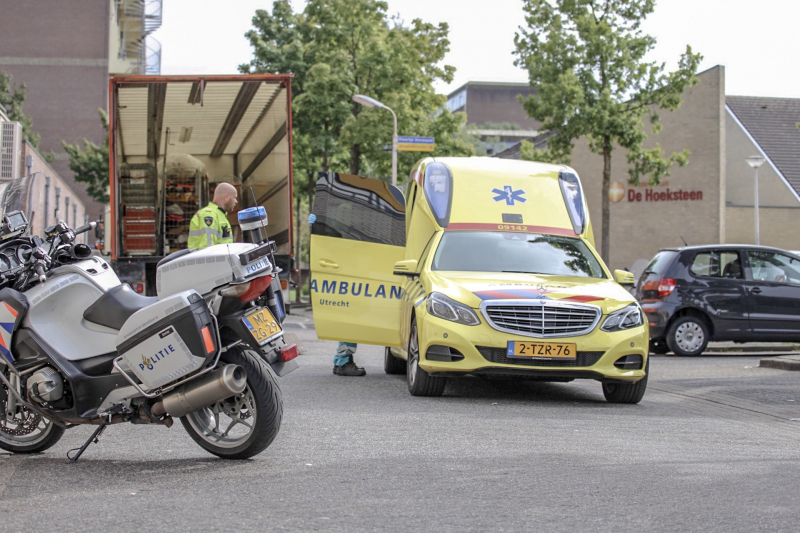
[{"left": 492, "top": 186, "right": 527, "bottom": 206}]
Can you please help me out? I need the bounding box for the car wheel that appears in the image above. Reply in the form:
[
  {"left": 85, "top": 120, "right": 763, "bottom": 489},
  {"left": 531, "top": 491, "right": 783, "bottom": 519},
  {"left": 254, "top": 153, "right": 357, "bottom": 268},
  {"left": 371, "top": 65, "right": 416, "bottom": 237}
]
[
  {"left": 666, "top": 316, "right": 709, "bottom": 356},
  {"left": 384, "top": 347, "right": 406, "bottom": 375},
  {"left": 602, "top": 358, "right": 649, "bottom": 404},
  {"left": 406, "top": 318, "right": 446, "bottom": 397},
  {"left": 650, "top": 339, "right": 669, "bottom": 354}
]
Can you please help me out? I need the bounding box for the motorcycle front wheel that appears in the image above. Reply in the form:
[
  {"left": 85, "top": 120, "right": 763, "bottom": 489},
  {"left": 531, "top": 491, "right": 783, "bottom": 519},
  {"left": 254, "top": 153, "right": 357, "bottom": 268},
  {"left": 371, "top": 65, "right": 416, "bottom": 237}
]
[
  {"left": 0, "top": 380, "right": 65, "bottom": 454},
  {"left": 181, "top": 346, "right": 283, "bottom": 460}
]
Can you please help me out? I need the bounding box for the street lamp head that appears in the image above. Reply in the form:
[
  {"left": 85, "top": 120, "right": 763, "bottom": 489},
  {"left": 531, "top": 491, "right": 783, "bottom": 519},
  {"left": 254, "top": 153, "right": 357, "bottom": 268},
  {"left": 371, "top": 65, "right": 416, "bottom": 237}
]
[
  {"left": 352, "top": 94, "right": 385, "bottom": 109},
  {"left": 746, "top": 155, "right": 766, "bottom": 169}
]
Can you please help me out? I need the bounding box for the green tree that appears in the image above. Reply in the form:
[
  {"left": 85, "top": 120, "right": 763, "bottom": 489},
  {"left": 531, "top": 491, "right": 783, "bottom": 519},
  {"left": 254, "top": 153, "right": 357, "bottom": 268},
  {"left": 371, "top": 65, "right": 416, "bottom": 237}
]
[
  {"left": 0, "top": 71, "right": 41, "bottom": 148},
  {"left": 514, "top": 0, "right": 702, "bottom": 261},
  {"left": 242, "top": 0, "right": 475, "bottom": 300},
  {"left": 241, "top": 0, "right": 473, "bottom": 185},
  {"left": 61, "top": 109, "right": 109, "bottom": 204}
]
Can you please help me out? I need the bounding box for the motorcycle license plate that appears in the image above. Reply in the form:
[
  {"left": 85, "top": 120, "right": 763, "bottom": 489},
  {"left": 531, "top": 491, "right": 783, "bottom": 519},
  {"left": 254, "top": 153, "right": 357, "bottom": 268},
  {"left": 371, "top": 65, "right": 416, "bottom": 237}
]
[
  {"left": 507, "top": 341, "right": 577, "bottom": 360},
  {"left": 242, "top": 307, "right": 282, "bottom": 345}
]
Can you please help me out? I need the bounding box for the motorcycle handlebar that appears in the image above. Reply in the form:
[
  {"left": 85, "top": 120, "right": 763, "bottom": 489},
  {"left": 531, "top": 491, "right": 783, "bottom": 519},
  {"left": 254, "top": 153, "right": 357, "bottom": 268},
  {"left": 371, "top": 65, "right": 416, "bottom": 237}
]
[
  {"left": 74, "top": 221, "right": 97, "bottom": 236},
  {"left": 34, "top": 262, "right": 46, "bottom": 283}
]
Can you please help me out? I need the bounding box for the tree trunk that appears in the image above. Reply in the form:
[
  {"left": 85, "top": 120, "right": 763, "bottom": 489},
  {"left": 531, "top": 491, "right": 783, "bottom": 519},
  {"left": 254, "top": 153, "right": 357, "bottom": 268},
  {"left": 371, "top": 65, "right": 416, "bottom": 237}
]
[
  {"left": 294, "top": 194, "right": 301, "bottom": 304},
  {"left": 349, "top": 144, "right": 360, "bottom": 175},
  {"left": 601, "top": 137, "right": 611, "bottom": 264}
]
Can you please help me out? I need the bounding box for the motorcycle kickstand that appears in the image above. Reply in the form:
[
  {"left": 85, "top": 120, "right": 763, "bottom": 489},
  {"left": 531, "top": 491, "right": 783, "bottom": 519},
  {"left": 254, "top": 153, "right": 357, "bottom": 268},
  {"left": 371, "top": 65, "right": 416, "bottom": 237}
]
[{"left": 67, "top": 405, "right": 123, "bottom": 463}]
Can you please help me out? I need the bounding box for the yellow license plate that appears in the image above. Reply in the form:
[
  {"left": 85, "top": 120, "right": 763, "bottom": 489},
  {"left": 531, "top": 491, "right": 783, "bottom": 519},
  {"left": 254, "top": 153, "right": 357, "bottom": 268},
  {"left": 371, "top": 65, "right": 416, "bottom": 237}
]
[
  {"left": 507, "top": 341, "right": 577, "bottom": 360},
  {"left": 243, "top": 307, "right": 282, "bottom": 345}
]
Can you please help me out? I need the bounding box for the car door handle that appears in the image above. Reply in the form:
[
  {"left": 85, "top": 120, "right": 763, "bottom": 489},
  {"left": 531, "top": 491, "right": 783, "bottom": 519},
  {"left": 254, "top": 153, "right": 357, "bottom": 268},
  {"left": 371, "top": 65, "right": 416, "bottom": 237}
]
[
  {"left": 318, "top": 259, "right": 340, "bottom": 270},
  {"left": 749, "top": 287, "right": 762, "bottom": 294}
]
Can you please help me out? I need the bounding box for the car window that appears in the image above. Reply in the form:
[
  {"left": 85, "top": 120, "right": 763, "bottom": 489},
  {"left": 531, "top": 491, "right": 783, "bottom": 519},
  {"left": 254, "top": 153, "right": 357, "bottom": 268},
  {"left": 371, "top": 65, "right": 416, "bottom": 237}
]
[
  {"left": 689, "top": 251, "right": 742, "bottom": 278},
  {"left": 747, "top": 251, "right": 800, "bottom": 284},
  {"left": 311, "top": 172, "right": 405, "bottom": 246},
  {"left": 643, "top": 251, "right": 677, "bottom": 275},
  {"left": 432, "top": 231, "right": 606, "bottom": 278}
]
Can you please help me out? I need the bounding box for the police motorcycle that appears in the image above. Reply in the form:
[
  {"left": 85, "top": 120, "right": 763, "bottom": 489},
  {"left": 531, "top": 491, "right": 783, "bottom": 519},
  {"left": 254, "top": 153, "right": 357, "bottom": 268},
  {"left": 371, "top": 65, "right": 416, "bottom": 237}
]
[{"left": 0, "top": 175, "right": 297, "bottom": 461}]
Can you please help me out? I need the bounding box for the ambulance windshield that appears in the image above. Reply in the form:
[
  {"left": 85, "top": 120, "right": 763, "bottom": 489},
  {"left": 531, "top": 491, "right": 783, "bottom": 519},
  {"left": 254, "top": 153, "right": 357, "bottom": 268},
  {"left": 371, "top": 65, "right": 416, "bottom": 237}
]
[{"left": 432, "top": 231, "right": 605, "bottom": 279}]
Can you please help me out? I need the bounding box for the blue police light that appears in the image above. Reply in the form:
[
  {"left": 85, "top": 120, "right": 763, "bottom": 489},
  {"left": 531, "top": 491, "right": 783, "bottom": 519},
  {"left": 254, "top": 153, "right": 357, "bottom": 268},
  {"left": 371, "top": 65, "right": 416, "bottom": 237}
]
[
  {"left": 238, "top": 206, "right": 268, "bottom": 245},
  {"left": 559, "top": 170, "right": 586, "bottom": 235},
  {"left": 238, "top": 206, "right": 268, "bottom": 228},
  {"left": 423, "top": 162, "right": 453, "bottom": 227}
]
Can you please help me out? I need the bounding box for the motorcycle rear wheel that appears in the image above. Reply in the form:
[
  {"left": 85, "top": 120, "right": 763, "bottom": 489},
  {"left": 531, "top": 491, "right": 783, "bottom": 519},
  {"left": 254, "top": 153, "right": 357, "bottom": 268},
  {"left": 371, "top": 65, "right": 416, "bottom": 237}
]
[{"left": 181, "top": 346, "right": 283, "bottom": 459}]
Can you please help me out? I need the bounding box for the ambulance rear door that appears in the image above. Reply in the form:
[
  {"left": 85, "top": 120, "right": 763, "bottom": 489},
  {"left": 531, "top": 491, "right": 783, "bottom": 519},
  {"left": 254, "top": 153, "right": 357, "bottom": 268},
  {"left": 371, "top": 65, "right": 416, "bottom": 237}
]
[{"left": 309, "top": 172, "right": 405, "bottom": 347}]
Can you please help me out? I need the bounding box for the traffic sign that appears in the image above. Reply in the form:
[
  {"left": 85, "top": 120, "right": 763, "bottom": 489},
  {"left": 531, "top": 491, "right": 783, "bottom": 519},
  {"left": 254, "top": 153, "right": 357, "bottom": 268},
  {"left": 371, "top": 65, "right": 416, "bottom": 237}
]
[{"left": 397, "top": 136, "right": 435, "bottom": 152}]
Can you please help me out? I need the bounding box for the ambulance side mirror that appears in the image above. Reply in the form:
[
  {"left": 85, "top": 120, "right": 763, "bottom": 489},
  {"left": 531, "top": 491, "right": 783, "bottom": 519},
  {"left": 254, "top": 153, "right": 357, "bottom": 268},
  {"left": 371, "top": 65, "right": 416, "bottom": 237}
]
[
  {"left": 613, "top": 269, "right": 635, "bottom": 286},
  {"left": 393, "top": 259, "right": 419, "bottom": 277}
]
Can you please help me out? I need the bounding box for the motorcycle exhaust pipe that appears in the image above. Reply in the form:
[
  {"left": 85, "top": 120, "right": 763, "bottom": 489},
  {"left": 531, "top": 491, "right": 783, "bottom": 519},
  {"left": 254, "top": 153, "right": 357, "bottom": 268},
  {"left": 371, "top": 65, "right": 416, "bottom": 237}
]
[{"left": 151, "top": 364, "right": 247, "bottom": 418}]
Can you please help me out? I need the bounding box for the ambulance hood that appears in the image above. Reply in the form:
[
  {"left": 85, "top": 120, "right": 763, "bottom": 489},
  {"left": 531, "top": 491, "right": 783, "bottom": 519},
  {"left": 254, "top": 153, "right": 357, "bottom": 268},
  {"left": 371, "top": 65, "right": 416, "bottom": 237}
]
[{"left": 426, "top": 271, "right": 636, "bottom": 315}]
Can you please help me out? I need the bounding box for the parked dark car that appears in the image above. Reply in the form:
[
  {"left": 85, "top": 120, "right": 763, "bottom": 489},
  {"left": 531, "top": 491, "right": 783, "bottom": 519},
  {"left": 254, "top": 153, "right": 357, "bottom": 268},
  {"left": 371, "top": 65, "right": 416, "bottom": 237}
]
[{"left": 635, "top": 245, "right": 800, "bottom": 356}]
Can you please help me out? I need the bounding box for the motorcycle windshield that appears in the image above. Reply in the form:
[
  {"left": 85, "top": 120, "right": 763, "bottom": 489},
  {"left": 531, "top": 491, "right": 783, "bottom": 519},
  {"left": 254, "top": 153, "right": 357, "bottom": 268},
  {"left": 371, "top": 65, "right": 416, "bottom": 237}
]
[{"left": 0, "top": 173, "right": 36, "bottom": 220}]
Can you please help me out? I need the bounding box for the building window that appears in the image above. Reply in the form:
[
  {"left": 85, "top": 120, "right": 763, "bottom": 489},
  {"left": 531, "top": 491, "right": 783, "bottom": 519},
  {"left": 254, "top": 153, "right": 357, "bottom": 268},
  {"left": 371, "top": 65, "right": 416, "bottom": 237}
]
[{"left": 446, "top": 90, "right": 467, "bottom": 112}]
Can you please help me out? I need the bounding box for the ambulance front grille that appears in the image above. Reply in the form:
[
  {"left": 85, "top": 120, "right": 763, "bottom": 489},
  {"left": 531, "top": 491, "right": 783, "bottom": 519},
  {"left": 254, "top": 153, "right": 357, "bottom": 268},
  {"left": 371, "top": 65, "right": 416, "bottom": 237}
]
[{"left": 480, "top": 301, "right": 601, "bottom": 338}]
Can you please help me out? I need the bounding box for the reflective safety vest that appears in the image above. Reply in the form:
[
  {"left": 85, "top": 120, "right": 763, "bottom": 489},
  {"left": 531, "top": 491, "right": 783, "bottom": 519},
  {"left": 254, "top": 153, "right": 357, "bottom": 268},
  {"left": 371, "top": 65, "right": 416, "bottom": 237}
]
[{"left": 188, "top": 202, "right": 233, "bottom": 249}]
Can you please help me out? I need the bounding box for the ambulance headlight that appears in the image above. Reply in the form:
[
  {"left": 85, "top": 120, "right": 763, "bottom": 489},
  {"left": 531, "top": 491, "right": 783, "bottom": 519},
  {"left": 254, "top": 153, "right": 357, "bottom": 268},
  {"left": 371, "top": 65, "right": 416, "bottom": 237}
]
[
  {"left": 559, "top": 170, "right": 586, "bottom": 235},
  {"left": 601, "top": 304, "right": 644, "bottom": 332},
  {"left": 426, "top": 293, "right": 480, "bottom": 326}
]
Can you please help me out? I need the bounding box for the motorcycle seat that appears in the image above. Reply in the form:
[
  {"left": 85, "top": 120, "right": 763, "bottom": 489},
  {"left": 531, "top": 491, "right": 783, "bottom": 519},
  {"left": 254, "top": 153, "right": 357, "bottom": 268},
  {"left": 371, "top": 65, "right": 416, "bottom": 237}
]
[{"left": 83, "top": 284, "right": 158, "bottom": 331}]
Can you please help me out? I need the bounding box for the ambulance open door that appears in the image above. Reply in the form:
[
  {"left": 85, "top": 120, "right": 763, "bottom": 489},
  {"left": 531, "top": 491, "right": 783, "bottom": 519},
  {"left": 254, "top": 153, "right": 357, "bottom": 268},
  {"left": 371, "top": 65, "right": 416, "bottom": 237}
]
[{"left": 309, "top": 172, "right": 405, "bottom": 347}]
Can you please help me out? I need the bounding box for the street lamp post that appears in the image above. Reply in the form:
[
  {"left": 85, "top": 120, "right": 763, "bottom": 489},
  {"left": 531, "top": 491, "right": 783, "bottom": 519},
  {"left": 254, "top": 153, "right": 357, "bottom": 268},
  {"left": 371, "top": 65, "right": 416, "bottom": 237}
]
[
  {"left": 746, "top": 155, "right": 766, "bottom": 245},
  {"left": 352, "top": 94, "right": 397, "bottom": 186}
]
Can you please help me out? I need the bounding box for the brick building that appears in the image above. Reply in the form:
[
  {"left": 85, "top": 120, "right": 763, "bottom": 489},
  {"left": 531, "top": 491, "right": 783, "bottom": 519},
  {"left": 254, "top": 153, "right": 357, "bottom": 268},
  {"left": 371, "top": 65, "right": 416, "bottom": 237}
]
[{"left": 0, "top": 0, "right": 162, "bottom": 222}]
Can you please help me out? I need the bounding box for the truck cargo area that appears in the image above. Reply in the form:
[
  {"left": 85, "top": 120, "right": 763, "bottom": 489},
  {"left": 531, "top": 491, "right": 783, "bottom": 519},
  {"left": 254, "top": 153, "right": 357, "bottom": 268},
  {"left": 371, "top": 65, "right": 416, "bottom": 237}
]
[{"left": 108, "top": 75, "right": 294, "bottom": 298}]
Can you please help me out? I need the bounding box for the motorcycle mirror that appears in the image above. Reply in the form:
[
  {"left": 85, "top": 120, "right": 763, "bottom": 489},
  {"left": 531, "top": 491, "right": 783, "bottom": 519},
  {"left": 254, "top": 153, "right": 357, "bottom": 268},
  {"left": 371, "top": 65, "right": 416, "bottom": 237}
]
[{"left": 72, "top": 244, "right": 92, "bottom": 259}]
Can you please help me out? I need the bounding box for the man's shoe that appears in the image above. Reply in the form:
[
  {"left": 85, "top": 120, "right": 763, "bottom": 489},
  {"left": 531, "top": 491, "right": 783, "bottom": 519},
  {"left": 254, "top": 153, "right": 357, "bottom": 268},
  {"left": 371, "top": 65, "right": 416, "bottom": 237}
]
[{"left": 333, "top": 361, "right": 366, "bottom": 376}]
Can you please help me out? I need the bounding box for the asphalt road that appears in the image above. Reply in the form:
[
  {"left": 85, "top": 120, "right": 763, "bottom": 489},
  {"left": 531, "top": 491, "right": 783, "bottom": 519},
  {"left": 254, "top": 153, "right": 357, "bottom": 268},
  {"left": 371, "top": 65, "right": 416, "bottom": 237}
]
[{"left": 3, "top": 314, "right": 800, "bottom": 532}]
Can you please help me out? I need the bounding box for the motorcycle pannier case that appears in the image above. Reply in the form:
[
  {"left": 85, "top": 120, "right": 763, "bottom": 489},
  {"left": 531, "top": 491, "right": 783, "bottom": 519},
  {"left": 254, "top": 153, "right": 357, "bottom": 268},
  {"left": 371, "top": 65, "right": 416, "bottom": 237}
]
[{"left": 115, "top": 290, "right": 219, "bottom": 390}]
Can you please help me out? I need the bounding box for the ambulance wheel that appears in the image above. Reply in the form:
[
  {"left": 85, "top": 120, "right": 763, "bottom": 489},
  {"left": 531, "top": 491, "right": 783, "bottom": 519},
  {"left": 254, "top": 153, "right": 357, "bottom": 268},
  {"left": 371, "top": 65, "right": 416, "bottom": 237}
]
[
  {"left": 181, "top": 346, "right": 282, "bottom": 459},
  {"left": 407, "top": 319, "right": 446, "bottom": 397},
  {"left": 384, "top": 347, "right": 406, "bottom": 375},
  {"left": 602, "top": 358, "right": 649, "bottom": 404}
]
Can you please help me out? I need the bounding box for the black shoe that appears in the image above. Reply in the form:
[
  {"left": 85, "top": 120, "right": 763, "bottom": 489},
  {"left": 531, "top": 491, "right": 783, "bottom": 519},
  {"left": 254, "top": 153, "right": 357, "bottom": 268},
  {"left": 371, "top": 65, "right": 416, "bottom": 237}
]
[{"left": 333, "top": 361, "right": 366, "bottom": 376}]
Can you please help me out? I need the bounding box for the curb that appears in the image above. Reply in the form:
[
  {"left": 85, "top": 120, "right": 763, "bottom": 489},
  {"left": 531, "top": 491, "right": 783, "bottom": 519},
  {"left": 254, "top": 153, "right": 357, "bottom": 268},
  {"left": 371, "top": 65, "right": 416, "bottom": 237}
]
[{"left": 759, "top": 357, "right": 800, "bottom": 371}]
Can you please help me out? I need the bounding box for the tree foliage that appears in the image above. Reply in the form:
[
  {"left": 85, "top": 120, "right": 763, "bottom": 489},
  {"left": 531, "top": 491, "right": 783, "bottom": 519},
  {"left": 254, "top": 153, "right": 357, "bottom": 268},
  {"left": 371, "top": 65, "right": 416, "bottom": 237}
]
[
  {"left": 514, "top": 0, "right": 702, "bottom": 261},
  {"left": 241, "top": 0, "right": 474, "bottom": 188},
  {"left": 0, "top": 71, "right": 41, "bottom": 148},
  {"left": 62, "top": 109, "right": 109, "bottom": 204}
]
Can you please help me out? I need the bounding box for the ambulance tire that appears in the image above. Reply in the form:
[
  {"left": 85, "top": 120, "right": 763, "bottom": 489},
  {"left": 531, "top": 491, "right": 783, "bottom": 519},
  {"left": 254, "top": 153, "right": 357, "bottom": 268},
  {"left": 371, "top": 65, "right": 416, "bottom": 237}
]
[
  {"left": 602, "top": 357, "right": 649, "bottom": 404},
  {"left": 407, "top": 318, "right": 446, "bottom": 397},
  {"left": 384, "top": 347, "right": 406, "bottom": 375}
]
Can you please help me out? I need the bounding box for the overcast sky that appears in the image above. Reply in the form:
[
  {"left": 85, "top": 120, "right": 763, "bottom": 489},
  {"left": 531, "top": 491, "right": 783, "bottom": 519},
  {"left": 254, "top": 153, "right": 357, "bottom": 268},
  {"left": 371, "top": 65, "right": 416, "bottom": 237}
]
[{"left": 155, "top": 0, "right": 800, "bottom": 98}]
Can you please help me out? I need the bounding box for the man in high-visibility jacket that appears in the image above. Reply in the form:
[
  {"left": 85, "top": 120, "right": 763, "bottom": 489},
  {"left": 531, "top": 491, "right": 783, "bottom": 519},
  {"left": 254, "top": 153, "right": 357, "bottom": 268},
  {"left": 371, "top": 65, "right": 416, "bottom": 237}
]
[{"left": 188, "top": 182, "right": 238, "bottom": 249}]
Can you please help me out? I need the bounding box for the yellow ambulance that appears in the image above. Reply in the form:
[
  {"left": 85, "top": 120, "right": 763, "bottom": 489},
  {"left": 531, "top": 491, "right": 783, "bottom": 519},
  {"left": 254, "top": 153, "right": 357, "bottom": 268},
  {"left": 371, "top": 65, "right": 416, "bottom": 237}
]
[{"left": 310, "top": 157, "right": 649, "bottom": 402}]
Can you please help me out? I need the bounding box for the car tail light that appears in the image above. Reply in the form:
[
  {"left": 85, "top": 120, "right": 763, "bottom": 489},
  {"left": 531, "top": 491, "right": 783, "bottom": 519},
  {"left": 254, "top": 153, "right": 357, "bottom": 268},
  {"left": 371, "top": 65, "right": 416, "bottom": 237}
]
[
  {"left": 280, "top": 343, "right": 298, "bottom": 362},
  {"left": 657, "top": 278, "right": 676, "bottom": 298},
  {"left": 642, "top": 278, "right": 676, "bottom": 299}
]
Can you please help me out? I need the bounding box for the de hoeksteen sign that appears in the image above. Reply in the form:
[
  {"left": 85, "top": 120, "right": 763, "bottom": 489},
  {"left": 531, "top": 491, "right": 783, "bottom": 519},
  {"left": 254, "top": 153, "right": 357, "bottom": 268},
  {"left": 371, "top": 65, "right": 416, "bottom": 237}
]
[{"left": 609, "top": 181, "right": 703, "bottom": 204}]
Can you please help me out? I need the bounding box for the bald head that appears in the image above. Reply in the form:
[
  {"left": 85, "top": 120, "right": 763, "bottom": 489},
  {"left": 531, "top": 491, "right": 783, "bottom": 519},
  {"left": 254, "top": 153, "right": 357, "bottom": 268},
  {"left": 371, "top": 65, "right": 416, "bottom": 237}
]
[{"left": 213, "top": 182, "right": 238, "bottom": 212}]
